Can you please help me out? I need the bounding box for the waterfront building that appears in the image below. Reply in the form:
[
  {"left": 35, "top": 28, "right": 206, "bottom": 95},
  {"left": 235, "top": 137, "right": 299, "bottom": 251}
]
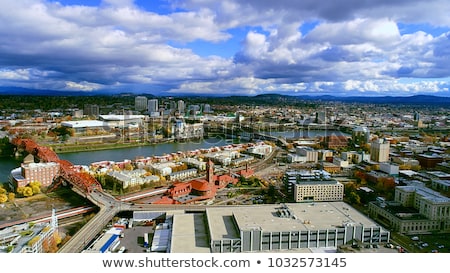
[
  {"left": 106, "top": 169, "right": 160, "bottom": 189},
  {"left": 168, "top": 168, "right": 198, "bottom": 181},
  {"left": 98, "top": 114, "right": 145, "bottom": 128},
  {"left": 60, "top": 120, "right": 107, "bottom": 135},
  {"left": 181, "top": 158, "right": 207, "bottom": 171},
  {"left": 173, "top": 120, "right": 204, "bottom": 140},
  {"left": 246, "top": 143, "right": 272, "bottom": 158},
  {"left": 10, "top": 161, "right": 60, "bottom": 189}
]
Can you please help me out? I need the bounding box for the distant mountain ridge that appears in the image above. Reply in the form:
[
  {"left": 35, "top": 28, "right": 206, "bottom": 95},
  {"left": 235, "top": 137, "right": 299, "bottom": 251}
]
[
  {"left": 0, "top": 87, "right": 449, "bottom": 106},
  {"left": 253, "top": 94, "right": 450, "bottom": 106}
]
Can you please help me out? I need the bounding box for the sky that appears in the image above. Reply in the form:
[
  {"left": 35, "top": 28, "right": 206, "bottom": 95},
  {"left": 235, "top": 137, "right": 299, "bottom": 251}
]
[{"left": 1, "top": 0, "right": 450, "bottom": 97}]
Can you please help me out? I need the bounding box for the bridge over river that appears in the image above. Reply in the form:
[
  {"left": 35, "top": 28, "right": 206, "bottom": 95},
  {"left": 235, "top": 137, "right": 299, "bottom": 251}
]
[{"left": 12, "top": 138, "right": 102, "bottom": 195}]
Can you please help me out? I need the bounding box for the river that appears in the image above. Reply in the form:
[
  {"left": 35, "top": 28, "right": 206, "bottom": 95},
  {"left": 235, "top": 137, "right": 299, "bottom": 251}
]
[
  {"left": 0, "top": 136, "right": 238, "bottom": 184},
  {"left": 0, "top": 130, "right": 346, "bottom": 185}
]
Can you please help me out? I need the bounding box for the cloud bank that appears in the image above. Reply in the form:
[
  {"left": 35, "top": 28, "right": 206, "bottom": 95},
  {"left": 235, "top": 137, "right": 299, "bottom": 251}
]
[{"left": 0, "top": 0, "right": 449, "bottom": 96}]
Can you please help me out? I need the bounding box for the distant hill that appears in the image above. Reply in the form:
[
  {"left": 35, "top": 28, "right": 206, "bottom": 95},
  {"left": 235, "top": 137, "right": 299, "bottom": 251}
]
[
  {"left": 300, "top": 94, "right": 450, "bottom": 105},
  {"left": 0, "top": 87, "right": 449, "bottom": 106},
  {"left": 251, "top": 93, "right": 450, "bottom": 106}
]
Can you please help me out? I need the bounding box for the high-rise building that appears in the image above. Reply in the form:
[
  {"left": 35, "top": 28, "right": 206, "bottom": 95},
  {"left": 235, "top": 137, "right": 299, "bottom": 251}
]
[
  {"left": 135, "top": 96, "right": 148, "bottom": 111},
  {"left": 148, "top": 99, "right": 159, "bottom": 116},
  {"left": 370, "top": 139, "right": 390, "bottom": 162},
  {"left": 203, "top": 104, "right": 211, "bottom": 113},
  {"left": 352, "top": 126, "right": 370, "bottom": 145},
  {"left": 177, "top": 100, "right": 185, "bottom": 114},
  {"left": 84, "top": 104, "right": 99, "bottom": 116}
]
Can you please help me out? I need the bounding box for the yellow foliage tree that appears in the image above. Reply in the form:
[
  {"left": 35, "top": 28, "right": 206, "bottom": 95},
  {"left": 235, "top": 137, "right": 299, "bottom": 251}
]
[
  {"left": 22, "top": 186, "right": 34, "bottom": 197},
  {"left": 0, "top": 193, "right": 7, "bottom": 203},
  {"left": 8, "top": 192, "right": 15, "bottom": 203},
  {"left": 124, "top": 163, "right": 134, "bottom": 171}
]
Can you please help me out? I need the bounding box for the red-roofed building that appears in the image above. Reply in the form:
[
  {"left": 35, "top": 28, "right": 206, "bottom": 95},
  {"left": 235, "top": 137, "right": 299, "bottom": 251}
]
[
  {"left": 214, "top": 174, "right": 237, "bottom": 189},
  {"left": 154, "top": 160, "right": 237, "bottom": 204},
  {"left": 166, "top": 181, "right": 192, "bottom": 198},
  {"left": 237, "top": 164, "right": 255, "bottom": 179}
]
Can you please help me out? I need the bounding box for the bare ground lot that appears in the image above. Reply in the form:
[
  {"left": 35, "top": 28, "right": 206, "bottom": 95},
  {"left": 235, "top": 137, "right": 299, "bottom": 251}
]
[{"left": 0, "top": 187, "right": 90, "bottom": 225}]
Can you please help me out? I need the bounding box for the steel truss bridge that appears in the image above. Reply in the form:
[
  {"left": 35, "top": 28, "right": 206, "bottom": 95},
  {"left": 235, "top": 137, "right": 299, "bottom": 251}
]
[{"left": 12, "top": 138, "right": 102, "bottom": 194}]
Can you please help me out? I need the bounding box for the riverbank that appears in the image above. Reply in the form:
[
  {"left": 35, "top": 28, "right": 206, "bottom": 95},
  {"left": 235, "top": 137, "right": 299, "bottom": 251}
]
[
  {"left": 49, "top": 140, "right": 171, "bottom": 154},
  {"left": 44, "top": 136, "right": 213, "bottom": 154}
]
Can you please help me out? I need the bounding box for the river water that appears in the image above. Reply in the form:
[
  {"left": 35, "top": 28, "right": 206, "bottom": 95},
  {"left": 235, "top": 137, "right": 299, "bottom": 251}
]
[
  {"left": 0, "top": 136, "right": 236, "bottom": 184},
  {"left": 0, "top": 130, "right": 346, "bottom": 185}
]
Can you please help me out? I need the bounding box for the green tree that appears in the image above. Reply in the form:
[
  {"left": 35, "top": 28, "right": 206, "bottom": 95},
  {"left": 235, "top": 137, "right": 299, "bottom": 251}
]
[{"left": 348, "top": 191, "right": 361, "bottom": 205}]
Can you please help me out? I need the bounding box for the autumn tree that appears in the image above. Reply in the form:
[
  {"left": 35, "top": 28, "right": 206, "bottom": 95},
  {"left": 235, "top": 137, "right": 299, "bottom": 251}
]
[
  {"left": 0, "top": 193, "right": 7, "bottom": 203},
  {"left": 17, "top": 186, "right": 34, "bottom": 197},
  {"left": 347, "top": 191, "right": 361, "bottom": 205},
  {"left": 29, "top": 181, "right": 41, "bottom": 194},
  {"left": 8, "top": 192, "right": 15, "bottom": 203}
]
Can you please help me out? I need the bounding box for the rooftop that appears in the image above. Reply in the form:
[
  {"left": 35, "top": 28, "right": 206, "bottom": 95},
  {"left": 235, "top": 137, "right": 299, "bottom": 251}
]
[{"left": 206, "top": 202, "right": 380, "bottom": 241}]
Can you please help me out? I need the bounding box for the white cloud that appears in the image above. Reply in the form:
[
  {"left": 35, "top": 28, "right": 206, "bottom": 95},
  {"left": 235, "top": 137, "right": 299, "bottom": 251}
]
[
  {"left": 0, "top": 0, "right": 449, "bottom": 96},
  {"left": 64, "top": 81, "right": 103, "bottom": 91},
  {"left": 0, "top": 69, "right": 30, "bottom": 81}
]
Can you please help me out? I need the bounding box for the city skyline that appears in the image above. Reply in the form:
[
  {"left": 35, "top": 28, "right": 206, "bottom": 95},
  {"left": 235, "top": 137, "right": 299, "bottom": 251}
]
[{"left": 1, "top": 0, "right": 450, "bottom": 97}]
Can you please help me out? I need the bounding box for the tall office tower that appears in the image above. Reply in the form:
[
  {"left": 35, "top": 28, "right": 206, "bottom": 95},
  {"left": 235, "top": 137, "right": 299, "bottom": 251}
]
[
  {"left": 84, "top": 104, "right": 99, "bottom": 117},
  {"left": 352, "top": 126, "right": 370, "bottom": 145},
  {"left": 169, "top": 100, "right": 177, "bottom": 110},
  {"left": 203, "top": 103, "right": 211, "bottom": 113},
  {"left": 135, "top": 96, "right": 148, "bottom": 111},
  {"left": 370, "top": 139, "right": 390, "bottom": 162},
  {"left": 177, "top": 100, "right": 185, "bottom": 114},
  {"left": 148, "top": 99, "right": 159, "bottom": 116}
]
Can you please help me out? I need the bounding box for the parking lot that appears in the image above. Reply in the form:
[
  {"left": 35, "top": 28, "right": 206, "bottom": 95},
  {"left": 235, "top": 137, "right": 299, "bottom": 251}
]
[{"left": 116, "top": 223, "right": 155, "bottom": 253}]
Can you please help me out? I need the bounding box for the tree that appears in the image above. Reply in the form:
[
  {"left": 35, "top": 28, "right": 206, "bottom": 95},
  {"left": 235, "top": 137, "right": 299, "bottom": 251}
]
[
  {"left": 124, "top": 163, "right": 134, "bottom": 171},
  {"left": 8, "top": 192, "right": 15, "bottom": 203},
  {"left": 0, "top": 193, "right": 7, "bottom": 203},
  {"left": 29, "top": 181, "right": 41, "bottom": 194},
  {"left": 348, "top": 192, "right": 361, "bottom": 205},
  {"left": 17, "top": 186, "right": 34, "bottom": 197}
]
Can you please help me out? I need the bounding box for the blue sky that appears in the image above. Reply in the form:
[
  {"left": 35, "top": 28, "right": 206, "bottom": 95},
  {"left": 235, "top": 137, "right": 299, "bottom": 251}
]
[{"left": 1, "top": 0, "right": 450, "bottom": 96}]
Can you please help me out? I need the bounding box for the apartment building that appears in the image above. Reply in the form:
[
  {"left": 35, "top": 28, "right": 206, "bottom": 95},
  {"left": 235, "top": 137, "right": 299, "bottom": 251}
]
[{"left": 284, "top": 170, "right": 343, "bottom": 202}]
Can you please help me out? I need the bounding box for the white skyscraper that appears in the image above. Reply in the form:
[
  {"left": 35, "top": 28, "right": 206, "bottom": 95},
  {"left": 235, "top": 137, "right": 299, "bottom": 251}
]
[
  {"left": 177, "top": 100, "right": 185, "bottom": 114},
  {"left": 148, "top": 99, "right": 159, "bottom": 116}
]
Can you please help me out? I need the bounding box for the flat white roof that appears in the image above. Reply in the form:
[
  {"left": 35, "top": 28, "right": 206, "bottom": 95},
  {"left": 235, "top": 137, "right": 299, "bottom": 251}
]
[
  {"left": 99, "top": 115, "right": 145, "bottom": 121},
  {"left": 61, "top": 120, "right": 105, "bottom": 128},
  {"left": 206, "top": 202, "right": 382, "bottom": 241}
]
